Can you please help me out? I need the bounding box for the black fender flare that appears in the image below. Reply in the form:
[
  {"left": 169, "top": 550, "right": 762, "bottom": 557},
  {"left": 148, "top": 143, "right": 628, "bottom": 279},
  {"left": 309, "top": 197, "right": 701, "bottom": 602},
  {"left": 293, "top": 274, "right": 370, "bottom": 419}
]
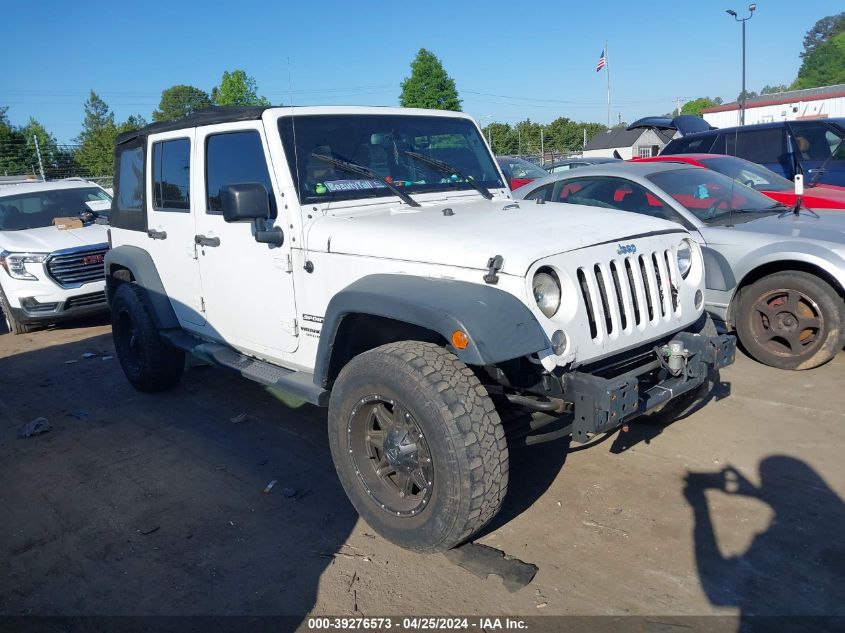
[
  {"left": 314, "top": 274, "right": 550, "bottom": 388},
  {"left": 104, "top": 245, "right": 179, "bottom": 329}
]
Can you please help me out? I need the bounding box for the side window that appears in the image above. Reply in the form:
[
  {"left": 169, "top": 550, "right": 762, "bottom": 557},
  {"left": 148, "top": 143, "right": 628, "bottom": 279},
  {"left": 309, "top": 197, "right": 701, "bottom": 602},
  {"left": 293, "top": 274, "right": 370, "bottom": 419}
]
[
  {"left": 205, "top": 131, "right": 275, "bottom": 216},
  {"left": 116, "top": 146, "right": 144, "bottom": 210},
  {"left": 715, "top": 128, "right": 785, "bottom": 163},
  {"left": 663, "top": 134, "right": 715, "bottom": 154},
  {"left": 790, "top": 122, "right": 845, "bottom": 161},
  {"left": 152, "top": 139, "right": 191, "bottom": 211},
  {"left": 523, "top": 184, "right": 554, "bottom": 201}
]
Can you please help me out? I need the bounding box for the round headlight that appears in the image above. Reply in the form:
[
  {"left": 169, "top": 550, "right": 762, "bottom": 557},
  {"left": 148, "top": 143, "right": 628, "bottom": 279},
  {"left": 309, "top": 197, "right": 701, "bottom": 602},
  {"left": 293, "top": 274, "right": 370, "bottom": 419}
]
[
  {"left": 533, "top": 270, "right": 561, "bottom": 318},
  {"left": 677, "top": 239, "right": 693, "bottom": 279}
]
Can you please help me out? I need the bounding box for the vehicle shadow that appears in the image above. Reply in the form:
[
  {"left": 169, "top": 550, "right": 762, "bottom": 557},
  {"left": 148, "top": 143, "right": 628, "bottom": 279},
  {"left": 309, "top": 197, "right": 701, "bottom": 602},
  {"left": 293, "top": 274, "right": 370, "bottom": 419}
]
[
  {"left": 474, "top": 431, "right": 571, "bottom": 539},
  {"left": 684, "top": 456, "right": 845, "bottom": 631},
  {"left": 0, "top": 332, "right": 357, "bottom": 623}
]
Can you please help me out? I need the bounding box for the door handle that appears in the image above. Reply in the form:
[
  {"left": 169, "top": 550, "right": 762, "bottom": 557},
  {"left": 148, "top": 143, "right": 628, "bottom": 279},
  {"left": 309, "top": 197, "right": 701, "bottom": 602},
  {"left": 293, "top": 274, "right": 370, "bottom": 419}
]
[
  {"left": 194, "top": 234, "right": 221, "bottom": 247},
  {"left": 147, "top": 229, "right": 167, "bottom": 240}
]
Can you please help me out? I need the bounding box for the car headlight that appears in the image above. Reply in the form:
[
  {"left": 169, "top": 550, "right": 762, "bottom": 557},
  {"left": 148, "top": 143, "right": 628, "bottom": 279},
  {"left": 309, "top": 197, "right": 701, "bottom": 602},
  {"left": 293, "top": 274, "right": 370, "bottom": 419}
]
[
  {"left": 533, "top": 269, "right": 561, "bottom": 318},
  {"left": 0, "top": 251, "right": 47, "bottom": 281},
  {"left": 676, "top": 239, "right": 693, "bottom": 279}
]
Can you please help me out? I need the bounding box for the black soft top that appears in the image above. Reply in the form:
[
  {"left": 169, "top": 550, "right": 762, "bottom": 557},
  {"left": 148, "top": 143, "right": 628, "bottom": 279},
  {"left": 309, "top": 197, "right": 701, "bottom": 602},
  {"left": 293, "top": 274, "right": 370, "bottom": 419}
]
[{"left": 115, "top": 106, "right": 271, "bottom": 145}]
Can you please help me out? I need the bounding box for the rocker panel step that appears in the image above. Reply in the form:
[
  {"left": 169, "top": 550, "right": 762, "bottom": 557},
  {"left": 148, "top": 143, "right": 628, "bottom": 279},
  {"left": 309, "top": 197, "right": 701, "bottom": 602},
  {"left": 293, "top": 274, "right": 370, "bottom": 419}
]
[{"left": 160, "top": 329, "right": 329, "bottom": 407}]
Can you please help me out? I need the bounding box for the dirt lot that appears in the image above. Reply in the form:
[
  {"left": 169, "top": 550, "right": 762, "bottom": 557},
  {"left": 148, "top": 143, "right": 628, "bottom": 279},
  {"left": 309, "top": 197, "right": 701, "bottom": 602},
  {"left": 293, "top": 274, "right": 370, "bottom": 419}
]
[{"left": 1, "top": 317, "right": 844, "bottom": 627}]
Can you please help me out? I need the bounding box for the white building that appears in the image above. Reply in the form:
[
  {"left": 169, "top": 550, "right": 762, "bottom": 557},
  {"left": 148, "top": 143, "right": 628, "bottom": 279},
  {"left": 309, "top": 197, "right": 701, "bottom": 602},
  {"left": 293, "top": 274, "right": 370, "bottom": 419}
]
[
  {"left": 582, "top": 127, "right": 674, "bottom": 160},
  {"left": 702, "top": 83, "right": 845, "bottom": 128}
]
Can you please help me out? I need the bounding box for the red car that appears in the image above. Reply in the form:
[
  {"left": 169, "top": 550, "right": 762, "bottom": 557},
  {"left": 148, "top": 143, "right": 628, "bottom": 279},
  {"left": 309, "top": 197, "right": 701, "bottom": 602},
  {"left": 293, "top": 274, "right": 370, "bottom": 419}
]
[{"left": 632, "top": 153, "right": 845, "bottom": 210}]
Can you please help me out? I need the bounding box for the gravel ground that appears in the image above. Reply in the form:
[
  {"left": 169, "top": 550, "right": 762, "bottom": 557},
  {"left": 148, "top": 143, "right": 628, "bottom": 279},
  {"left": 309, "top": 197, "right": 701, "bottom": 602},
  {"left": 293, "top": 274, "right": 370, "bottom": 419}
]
[{"left": 1, "top": 316, "right": 843, "bottom": 629}]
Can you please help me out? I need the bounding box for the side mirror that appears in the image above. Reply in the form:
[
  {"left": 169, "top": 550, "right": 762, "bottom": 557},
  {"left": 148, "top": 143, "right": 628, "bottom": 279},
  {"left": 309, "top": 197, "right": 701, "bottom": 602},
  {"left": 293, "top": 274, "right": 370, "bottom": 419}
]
[
  {"left": 794, "top": 174, "right": 804, "bottom": 196},
  {"left": 220, "top": 183, "right": 270, "bottom": 223},
  {"left": 220, "top": 183, "right": 284, "bottom": 246}
]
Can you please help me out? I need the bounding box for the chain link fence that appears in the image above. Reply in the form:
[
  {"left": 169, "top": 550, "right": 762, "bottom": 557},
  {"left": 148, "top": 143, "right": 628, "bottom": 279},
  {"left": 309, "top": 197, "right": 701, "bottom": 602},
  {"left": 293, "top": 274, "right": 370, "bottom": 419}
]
[{"left": 0, "top": 137, "right": 112, "bottom": 189}]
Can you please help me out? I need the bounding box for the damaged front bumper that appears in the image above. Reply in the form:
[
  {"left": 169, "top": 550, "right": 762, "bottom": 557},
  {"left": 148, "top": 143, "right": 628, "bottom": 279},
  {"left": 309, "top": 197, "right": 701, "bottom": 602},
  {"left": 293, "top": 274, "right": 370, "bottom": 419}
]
[{"left": 563, "top": 331, "right": 736, "bottom": 442}]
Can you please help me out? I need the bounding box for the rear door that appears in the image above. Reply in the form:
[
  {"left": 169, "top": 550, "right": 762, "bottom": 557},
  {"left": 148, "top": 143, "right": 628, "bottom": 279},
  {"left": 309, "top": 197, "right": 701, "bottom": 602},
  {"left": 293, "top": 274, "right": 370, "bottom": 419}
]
[
  {"left": 145, "top": 130, "right": 205, "bottom": 327},
  {"left": 711, "top": 127, "right": 790, "bottom": 178},
  {"left": 787, "top": 121, "right": 845, "bottom": 187},
  {"left": 193, "top": 122, "right": 298, "bottom": 359}
]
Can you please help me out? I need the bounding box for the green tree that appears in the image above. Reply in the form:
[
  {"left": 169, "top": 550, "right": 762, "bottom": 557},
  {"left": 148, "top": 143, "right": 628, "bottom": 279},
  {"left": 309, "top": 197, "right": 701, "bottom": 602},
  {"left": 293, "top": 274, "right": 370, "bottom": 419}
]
[
  {"left": 760, "top": 84, "right": 788, "bottom": 95},
  {"left": 117, "top": 114, "right": 148, "bottom": 135},
  {"left": 801, "top": 12, "right": 845, "bottom": 58},
  {"left": 74, "top": 92, "right": 146, "bottom": 177},
  {"left": 545, "top": 117, "right": 606, "bottom": 152},
  {"left": 482, "top": 122, "right": 517, "bottom": 155},
  {"left": 21, "top": 118, "right": 60, "bottom": 179},
  {"left": 153, "top": 84, "right": 212, "bottom": 121},
  {"left": 681, "top": 97, "right": 721, "bottom": 117},
  {"left": 399, "top": 48, "right": 461, "bottom": 111},
  {"left": 74, "top": 91, "right": 116, "bottom": 177},
  {"left": 211, "top": 70, "right": 270, "bottom": 106},
  {"left": 0, "top": 107, "right": 31, "bottom": 176},
  {"left": 793, "top": 31, "right": 845, "bottom": 89}
]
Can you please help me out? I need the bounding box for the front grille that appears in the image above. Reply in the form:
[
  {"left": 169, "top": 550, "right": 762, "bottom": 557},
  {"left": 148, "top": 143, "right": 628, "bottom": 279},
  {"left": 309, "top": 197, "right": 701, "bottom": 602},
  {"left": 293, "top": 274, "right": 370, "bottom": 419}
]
[
  {"left": 577, "top": 249, "right": 680, "bottom": 343},
  {"left": 65, "top": 291, "right": 107, "bottom": 310},
  {"left": 46, "top": 245, "right": 108, "bottom": 288}
]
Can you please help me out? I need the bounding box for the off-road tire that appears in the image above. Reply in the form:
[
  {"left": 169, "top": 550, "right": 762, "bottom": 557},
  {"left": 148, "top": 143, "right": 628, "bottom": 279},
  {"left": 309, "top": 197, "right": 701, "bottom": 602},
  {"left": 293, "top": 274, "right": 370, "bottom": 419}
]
[
  {"left": 0, "top": 287, "right": 33, "bottom": 335},
  {"left": 736, "top": 271, "right": 845, "bottom": 370},
  {"left": 111, "top": 283, "right": 184, "bottom": 392},
  {"left": 641, "top": 313, "right": 719, "bottom": 424},
  {"left": 328, "top": 341, "right": 508, "bottom": 552}
]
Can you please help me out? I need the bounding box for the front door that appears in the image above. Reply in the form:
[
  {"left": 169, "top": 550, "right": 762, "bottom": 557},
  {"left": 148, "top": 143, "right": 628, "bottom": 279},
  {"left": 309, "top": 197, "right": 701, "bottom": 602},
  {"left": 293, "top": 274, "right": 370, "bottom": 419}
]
[
  {"left": 193, "top": 122, "right": 298, "bottom": 359},
  {"left": 145, "top": 129, "right": 205, "bottom": 327}
]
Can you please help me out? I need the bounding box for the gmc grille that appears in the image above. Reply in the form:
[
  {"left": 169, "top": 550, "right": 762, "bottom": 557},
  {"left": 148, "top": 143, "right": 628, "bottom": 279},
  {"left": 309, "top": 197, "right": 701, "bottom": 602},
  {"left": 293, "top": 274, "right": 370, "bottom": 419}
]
[
  {"left": 577, "top": 249, "right": 681, "bottom": 343},
  {"left": 46, "top": 245, "right": 109, "bottom": 288}
]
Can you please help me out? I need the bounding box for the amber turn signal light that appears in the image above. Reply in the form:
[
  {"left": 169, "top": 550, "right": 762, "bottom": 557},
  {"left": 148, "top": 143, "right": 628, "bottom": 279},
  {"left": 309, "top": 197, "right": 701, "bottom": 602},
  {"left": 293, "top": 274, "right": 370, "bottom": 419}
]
[{"left": 451, "top": 330, "right": 469, "bottom": 349}]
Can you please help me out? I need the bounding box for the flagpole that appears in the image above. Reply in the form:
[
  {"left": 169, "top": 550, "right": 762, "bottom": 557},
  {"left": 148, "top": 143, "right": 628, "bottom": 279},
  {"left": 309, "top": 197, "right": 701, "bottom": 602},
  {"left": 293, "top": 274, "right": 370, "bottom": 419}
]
[{"left": 606, "top": 40, "right": 611, "bottom": 128}]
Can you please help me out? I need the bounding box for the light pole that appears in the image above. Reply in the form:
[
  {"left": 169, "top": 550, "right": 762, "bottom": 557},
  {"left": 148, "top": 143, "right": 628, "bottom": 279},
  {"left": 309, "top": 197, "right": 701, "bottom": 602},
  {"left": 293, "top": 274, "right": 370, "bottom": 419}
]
[
  {"left": 480, "top": 114, "right": 494, "bottom": 150},
  {"left": 726, "top": 4, "right": 756, "bottom": 126}
]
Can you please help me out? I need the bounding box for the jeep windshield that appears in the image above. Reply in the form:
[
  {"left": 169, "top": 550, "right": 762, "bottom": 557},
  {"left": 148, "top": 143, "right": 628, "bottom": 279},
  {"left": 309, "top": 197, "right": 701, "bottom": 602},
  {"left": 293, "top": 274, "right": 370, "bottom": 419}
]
[
  {"left": 0, "top": 187, "right": 111, "bottom": 231},
  {"left": 278, "top": 114, "right": 504, "bottom": 205},
  {"left": 647, "top": 168, "right": 782, "bottom": 225}
]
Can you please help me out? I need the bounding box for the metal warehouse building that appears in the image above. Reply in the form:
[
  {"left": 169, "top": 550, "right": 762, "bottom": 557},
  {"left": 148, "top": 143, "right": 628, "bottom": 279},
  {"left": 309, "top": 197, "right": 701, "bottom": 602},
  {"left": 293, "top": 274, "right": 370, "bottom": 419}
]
[{"left": 702, "top": 83, "right": 845, "bottom": 128}]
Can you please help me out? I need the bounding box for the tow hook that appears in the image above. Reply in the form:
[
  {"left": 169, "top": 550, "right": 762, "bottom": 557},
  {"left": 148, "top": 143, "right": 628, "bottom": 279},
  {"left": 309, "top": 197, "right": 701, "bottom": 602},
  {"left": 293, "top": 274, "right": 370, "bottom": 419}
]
[{"left": 660, "top": 340, "right": 690, "bottom": 376}]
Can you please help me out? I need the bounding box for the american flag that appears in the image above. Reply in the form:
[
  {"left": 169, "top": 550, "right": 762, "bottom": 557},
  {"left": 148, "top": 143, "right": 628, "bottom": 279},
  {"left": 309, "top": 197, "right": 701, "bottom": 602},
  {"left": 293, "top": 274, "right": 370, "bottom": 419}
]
[{"left": 596, "top": 49, "right": 606, "bottom": 72}]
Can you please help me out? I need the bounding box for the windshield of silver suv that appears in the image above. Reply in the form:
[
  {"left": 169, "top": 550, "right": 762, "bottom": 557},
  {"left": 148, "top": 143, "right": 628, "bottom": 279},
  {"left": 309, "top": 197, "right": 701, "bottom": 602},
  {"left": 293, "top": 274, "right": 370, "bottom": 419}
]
[
  {"left": 0, "top": 186, "right": 111, "bottom": 231},
  {"left": 278, "top": 114, "right": 504, "bottom": 205},
  {"left": 647, "top": 168, "right": 783, "bottom": 224}
]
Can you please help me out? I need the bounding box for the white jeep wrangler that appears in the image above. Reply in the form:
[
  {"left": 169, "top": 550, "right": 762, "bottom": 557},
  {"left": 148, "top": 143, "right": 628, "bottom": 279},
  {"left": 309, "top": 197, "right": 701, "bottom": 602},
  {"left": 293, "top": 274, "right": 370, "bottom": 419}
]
[
  {"left": 105, "top": 106, "right": 736, "bottom": 552},
  {"left": 0, "top": 179, "right": 111, "bottom": 334}
]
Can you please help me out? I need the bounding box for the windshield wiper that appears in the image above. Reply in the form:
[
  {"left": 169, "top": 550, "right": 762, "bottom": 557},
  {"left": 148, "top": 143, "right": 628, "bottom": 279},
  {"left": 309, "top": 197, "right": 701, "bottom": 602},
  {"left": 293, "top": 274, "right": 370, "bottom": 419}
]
[
  {"left": 404, "top": 151, "right": 493, "bottom": 200},
  {"left": 312, "top": 153, "right": 420, "bottom": 207}
]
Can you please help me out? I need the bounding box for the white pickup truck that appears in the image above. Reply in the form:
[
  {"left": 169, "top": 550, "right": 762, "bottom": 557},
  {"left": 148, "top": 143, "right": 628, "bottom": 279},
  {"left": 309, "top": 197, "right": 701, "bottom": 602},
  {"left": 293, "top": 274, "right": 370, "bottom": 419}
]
[{"left": 0, "top": 179, "right": 111, "bottom": 334}]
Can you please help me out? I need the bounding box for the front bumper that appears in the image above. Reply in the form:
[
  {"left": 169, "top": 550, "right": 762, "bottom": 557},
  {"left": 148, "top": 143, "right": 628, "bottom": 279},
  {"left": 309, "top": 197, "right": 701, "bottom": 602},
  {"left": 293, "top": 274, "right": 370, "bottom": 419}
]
[
  {"left": 564, "top": 331, "right": 736, "bottom": 442},
  {"left": 9, "top": 290, "right": 108, "bottom": 325}
]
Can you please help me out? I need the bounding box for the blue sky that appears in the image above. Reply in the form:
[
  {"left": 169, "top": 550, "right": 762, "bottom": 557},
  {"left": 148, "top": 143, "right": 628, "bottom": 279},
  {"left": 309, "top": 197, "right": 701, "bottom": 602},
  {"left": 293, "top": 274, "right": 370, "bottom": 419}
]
[{"left": 2, "top": 0, "right": 842, "bottom": 143}]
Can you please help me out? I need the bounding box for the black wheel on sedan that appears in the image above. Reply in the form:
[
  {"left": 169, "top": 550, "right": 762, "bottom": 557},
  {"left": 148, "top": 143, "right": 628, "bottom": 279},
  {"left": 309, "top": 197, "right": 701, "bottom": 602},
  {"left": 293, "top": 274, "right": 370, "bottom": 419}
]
[{"left": 736, "top": 271, "right": 845, "bottom": 370}]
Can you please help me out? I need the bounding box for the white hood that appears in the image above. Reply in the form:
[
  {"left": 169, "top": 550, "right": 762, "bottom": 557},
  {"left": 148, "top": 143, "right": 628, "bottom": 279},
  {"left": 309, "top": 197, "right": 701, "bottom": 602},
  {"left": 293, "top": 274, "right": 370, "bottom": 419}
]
[
  {"left": 0, "top": 223, "right": 109, "bottom": 254},
  {"left": 304, "top": 199, "right": 684, "bottom": 275}
]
